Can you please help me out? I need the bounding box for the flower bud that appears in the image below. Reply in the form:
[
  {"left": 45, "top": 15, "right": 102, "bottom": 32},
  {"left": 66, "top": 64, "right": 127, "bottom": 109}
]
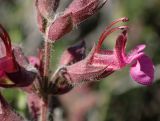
[
  {"left": 65, "top": 0, "right": 108, "bottom": 24},
  {"left": 60, "top": 40, "right": 86, "bottom": 65},
  {"left": 47, "top": 13, "right": 73, "bottom": 41},
  {"left": 36, "top": 0, "right": 60, "bottom": 19},
  {"left": 45, "top": 0, "right": 108, "bottom": 41}
]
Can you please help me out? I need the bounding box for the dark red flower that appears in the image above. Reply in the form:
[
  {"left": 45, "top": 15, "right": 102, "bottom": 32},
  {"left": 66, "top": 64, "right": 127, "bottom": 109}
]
[{"left": 0, "top": 24, "right": 37, "bottom": 87}]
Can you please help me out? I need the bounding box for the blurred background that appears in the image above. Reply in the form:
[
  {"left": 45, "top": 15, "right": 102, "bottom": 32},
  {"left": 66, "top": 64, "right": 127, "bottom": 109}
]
[{"left": 0, "top": 0, "right": 160, "bottom": 121}]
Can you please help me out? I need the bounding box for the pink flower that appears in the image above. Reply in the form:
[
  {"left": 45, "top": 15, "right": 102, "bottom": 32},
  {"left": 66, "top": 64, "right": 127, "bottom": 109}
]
[
  {"left": 0, "top": 24, "right": 37, "bottom": 87},
  {"left": 62, "top": 17, "right": 154, "bottom": 85}
]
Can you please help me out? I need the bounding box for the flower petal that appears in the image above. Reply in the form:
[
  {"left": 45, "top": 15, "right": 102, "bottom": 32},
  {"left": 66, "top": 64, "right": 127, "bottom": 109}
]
[
  {"left": 5, "top": 47, "right": 38, "bottom": 87},
  {"left": 0, "top": 71, "right": 4, "bottom": 78},
  {"left": 114, "top": 31, "right": 127, "bottom": 67},
  {"left": 130, "top": 55, "right": 154, "bottom": 85},
  {"left": 127, "top": 44, "right": 146, "bottom": 64},
  {"left": 0, "top": 57, "right": 17, "bottom": 73}
]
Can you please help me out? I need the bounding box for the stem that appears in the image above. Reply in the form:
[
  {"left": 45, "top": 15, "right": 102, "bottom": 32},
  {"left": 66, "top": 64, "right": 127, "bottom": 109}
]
[
  {"left": 40, "top": 101, "right": 48, "bottom": 121},
  {"left": 43, "top": 39, "right": 52, "bottom": 77}
]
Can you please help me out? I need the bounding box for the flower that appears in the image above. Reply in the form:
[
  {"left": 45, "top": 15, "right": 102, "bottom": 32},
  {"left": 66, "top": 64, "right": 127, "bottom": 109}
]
[
  {"left": 0, "top": 24, "right": 37, "bottom": 87},
  {"left": 60, "top": 17, "right": 154, "bottom": 86}
]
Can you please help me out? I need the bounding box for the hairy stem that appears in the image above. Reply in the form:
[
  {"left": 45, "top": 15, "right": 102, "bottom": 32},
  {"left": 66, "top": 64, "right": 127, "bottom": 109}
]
[{"left": 43, "top": 39, "right": 52, "bottom": 77}]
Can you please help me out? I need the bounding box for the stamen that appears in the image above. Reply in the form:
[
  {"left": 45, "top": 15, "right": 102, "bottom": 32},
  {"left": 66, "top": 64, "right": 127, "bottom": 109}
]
[
  {"left": 95, "top": 18, "right": 129, "bottom": 52},
  {"left": 96, "top": 26, "right": 129, "bottom": 51},
  {"left": 105, "top": 17, "right": 129, "bottom": 31},
  {"left": 99, "top": 17, "right": 129, "bottom": 44}
]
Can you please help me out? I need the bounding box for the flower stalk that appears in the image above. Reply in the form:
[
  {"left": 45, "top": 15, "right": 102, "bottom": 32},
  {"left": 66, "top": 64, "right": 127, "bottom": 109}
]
[{"left": 43, "top": 39, "right": 52, "bottom": 77}]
